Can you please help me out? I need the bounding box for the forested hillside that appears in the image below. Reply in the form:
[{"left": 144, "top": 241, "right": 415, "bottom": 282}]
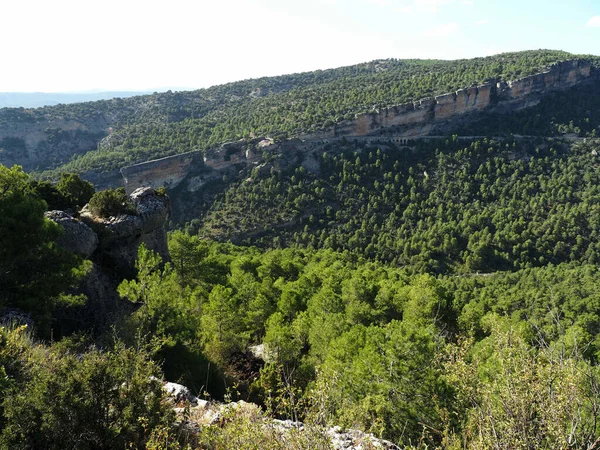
[
  {"left": 1, "top": 49, "right": 592, "bottom": 177},
  {"left": 2, "top": 50, "right": 600, "bottom": 449},
  {"left": 199, "top": 136, "right": 600, "bottom": 273}
]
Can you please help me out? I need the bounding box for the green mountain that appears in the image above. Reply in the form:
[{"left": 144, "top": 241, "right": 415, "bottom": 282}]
[{"left": 0, "top": 91, "right": 152, "bottom": 108}]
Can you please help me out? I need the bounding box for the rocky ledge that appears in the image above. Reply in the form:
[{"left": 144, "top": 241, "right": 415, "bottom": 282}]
[{"left": 44, "top": 187, "right": 170, "bottom": 331}]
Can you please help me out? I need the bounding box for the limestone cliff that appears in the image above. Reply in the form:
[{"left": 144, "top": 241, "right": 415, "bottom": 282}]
[
  {"left": 0, "top": 111, "right": 110, "bottom": 171},
  {"left": 322, "top": 59, "right": 593, "bottom": 138},
  {"left": 105, "top": 60, "right": 595, "bottom": 223}
]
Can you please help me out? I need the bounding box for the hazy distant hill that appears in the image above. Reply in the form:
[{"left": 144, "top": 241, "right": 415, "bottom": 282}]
[{"left": 0, "top": 91, "right": 152, "bottom": 108}]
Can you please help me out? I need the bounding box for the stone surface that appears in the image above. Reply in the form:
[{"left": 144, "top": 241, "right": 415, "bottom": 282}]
[
  {"left": 173, "top": 394, "right": 401, "bottom": 450},
  {"left": 80, "top": 187, "right": 170, "bottom": 277},
  {"left": 163, "top": 381, "right": 202, "bottom": 406},
  {"left": 44, "top": 210, "right": 99, "bottom": 257},
  {"left": 41, "top": 188, "right": 171, "bottom": 333},
  {"left": 0, "top": 114, "right": 109, "bottom": 172}
]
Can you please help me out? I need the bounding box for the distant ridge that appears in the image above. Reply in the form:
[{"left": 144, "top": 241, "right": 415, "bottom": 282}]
[{"left": 0, "top": 91, "right": 152, "bottom": 108}]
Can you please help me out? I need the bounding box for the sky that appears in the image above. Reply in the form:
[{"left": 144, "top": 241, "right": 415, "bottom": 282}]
[{"left": 1, "top": 0, "right": 599, "bottom": 93}]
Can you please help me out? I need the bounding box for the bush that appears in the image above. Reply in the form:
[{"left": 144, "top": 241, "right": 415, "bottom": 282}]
[
  {"left": 88, "top": 188, "right": 136, "bottom": 218},
  {"left": 1, "top": 165, "right": 86, "bottom": 335},
  {"left": 56, "top": 173, "right": 95, "bottom": 209},
  {"left": 0, "top": 333, "right": 178, "bottom": 449}
]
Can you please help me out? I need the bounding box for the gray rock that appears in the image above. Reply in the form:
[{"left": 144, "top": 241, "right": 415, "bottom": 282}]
[
  {"left": 45, "top": 210, "right": 99, "bottom": 257},
  {"left": 0, "top": 308, "right": 34, "bottom": 328},
  {"left": 163, "top": 381, "right": 201, "bottom": 406},
  {"left": 79, "top": 187, "right": 170, "bottom": 277}
]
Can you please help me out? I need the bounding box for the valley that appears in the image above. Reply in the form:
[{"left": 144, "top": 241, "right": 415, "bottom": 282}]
[{"left": 3, "top": 50, "right": 600, "bottom": 449}]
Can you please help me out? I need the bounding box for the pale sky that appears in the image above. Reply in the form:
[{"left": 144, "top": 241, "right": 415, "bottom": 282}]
[{"left": 1, "top": 0, "right": 599, "bottom": 93}]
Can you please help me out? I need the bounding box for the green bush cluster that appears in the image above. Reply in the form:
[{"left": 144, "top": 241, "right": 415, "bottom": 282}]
[
  {"left": 0, "top": 327, "right": 178, "bottom": 449},
  {"left": 200, "top": 137, "right": 600, "bottom": 273},
  {"left": 88, "top": 187, "right": 136, "bottom": 218},
  {"left": 30, "top": 172, "right": 95, "bottom": 211}
]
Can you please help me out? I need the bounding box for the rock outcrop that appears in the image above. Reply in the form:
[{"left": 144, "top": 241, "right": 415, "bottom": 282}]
[
  {"left": 79, "top": 187, "right": 171, "bottom": 278},
  {"left": 323, "top": 59, "right": 593, "bottom": 138},
  {"left": 45, "top": 188, "right": 171, "bottom": 332},
  {"left": 44, "top": 210, "right": 99, "bottom": 258},
  {"left": 0, "top": 112, "right": 110, "bottom": 172},
  {"left": 162, "top": 384, "right": 399, "bottom": 450},
  {"left": 105, "top": 60, "right": 596, "bottom": 211}
]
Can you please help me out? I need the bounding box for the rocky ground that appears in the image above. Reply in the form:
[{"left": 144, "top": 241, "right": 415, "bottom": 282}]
[{"left": 162, "top": 380, "right": 400, "bottom": 450}]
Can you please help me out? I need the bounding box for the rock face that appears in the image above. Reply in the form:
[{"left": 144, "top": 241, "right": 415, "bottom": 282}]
[
  {"left": 79, "top": 187, "right": 171, "bottom": 278},
  {"left": 0, "top": 112, "right": 110, "bottom": 172},
  {"left": 44, "top": 210, "right": 98, "bottom": 258},
  {"left": 323, "top": 59, "right": 593, "bottom": 138}
]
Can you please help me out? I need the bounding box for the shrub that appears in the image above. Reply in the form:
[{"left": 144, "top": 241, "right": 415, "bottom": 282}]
[
  {"left": 88, "top": 188, "right": 136, "bottom": 218},
  {"left": 56, "top": 173, "right": 95, "bottom": 209},
  {"left": 0, "top": 335, "right": 178, "bottom": 449}
]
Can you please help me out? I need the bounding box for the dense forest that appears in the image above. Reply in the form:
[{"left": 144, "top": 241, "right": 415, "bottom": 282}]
[
  {"left": 3, "top": 50, "right": 600, "bottom": 448},
  {"left": 200, "top": 136, "right": 600, "bottom": 273}
]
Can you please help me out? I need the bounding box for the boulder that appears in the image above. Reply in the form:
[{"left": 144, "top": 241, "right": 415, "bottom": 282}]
[
  {"left": 45, "top": 210, "right": 98, "bottom": 258},
  {"left": 163, "top": 381, "right": 203, "bottom": 407}
]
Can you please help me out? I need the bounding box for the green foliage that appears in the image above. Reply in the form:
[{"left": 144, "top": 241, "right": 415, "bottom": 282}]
[
  {"left": 312, "top": 275, "right": 449, "bottom": 445},
  {"left": 0, "top": 164, "right": 88, "bottom": 334},
  {"left": 196, "top": 402, "right": 333, "bottom": 450},
  {"left": 56, "top": 172, "right": 95, "bottom": 209},
  {"left": 200, "top": 138, "right": 600, "bottom": 274},
  {"left": 28, "top": 179, "right": 71, "bottom": 210},
  {"left": 29, "top": 172, "right": 95, "bottom": 211},
  {"left": 457, "top": 79, "right": 600, "bottom": 138},
  {"left": 445, "top": 318, "right": 600, "bottom": 449},
  {"left": 4, "top": 50, "right": 600, "bottom": 448},
  {"left": 0, "top": 137, "right": 26, "bottom": 156},
  {"left": 88, "top": 187, "right": 135, "bottom": 218},
  {"left": 118, "top": 244, "right": 224, "bottom": 398},
  {"left": 0, "top": 326, "right": 177, "bottom": 449}
]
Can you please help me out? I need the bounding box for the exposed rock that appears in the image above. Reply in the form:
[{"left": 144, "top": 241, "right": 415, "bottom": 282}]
[
  {"left": 43, "top": 188, "right": 171, "bottom": 334},
  {"left": 326, "top": 426, "right": 399, "bottom": 450},
  {"left": 105, "top": 60, "right": 596, "bottom": 226},
  {"left": 80, "top": 187, "right": 170, "bottom": 277},
  {"left": 163, "top": 381, "right": 204, "bottom": 407},
  {"left": 248, "top": 343, "right": 270, "bottom": 362},
  {"left": 167, "top": 381, "right": 400, "bottom": 450},
  {"left": 44, "top": 210, "right": 98, "bottom": 258},
  {"left": 183, "top": 400, "right": 400, "bottom": 449}
]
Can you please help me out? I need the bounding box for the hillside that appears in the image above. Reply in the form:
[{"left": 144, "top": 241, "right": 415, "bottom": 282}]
[
  {"left": 0, "top": 91, "right": 152, "bottom": 109},
  {"left": 4, "top": 49, "right": 600, "bottom": 449},
  {"left": 0, "top": 50, "right": 595, "bottom": 176}
]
